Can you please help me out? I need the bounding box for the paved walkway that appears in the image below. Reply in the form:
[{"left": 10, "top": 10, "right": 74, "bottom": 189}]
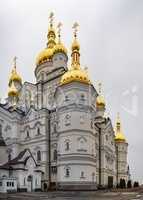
[{"left": 0, "top": 191, "right": 143, "bottom": 200}]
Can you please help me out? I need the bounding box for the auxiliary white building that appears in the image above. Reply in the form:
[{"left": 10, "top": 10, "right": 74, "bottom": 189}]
[{"left": 0, "top": 13, "right": 130, "bottom": 192}]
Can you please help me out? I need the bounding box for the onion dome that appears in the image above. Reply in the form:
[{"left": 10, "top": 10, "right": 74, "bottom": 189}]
[
  {"left": 72, "top": 38, "right": 80, "bottom": 51},
  {"left": 36, "top": 48, "right": 53, "bottom": 65},
  {"left": 60, "top": 22, "right": 91, "bottom": 85},
  {"left": 53, "top": 42, "right": 67, "bottom": 56},
  {"left": 53, "top": 22, "right": 67, "bottom": 56},
  {"left": 36, "top": 12, "right": 56, "bottom": 66},
  {"left": 8, "top": 81, "right": 18, "bottom": 97},
  {"left": 115, "top": 113, "right": 126, "bottom": 142},
  {"left": 96, "top": 83, "right": 106, "bottom": 109},
  {"left": 9, "top": 57, "right": 22, "bottom": 86},
  {"left": 61, "top": 68, "right": 90, "bottom": 85}
]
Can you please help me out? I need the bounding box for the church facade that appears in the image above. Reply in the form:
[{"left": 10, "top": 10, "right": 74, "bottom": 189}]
[{"left": 0, "top": 13, "right": 130, "bottom": 192}]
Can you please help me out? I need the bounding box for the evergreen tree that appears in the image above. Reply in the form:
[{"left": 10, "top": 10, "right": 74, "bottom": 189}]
[{"left": 127, "top": 180, "right": 132, "bottom": 188}]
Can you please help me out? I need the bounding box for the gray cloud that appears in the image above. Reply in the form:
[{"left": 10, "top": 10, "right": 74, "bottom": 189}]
[{"left": 0, "top": 0, "right": 143, "bottom": 183}]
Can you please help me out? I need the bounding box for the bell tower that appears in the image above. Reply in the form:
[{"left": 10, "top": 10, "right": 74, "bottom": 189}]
[{"left": 115, "top": 113, "right": 128, "bottom": 185}]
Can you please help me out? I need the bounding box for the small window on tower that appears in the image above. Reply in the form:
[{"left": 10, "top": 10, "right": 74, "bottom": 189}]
[
  {"left": 65, "top": 141, "right": 70, "bottom": 151},
  {"left": 53, "top": 124, "right": 57, "bottom": 133},
  {"left": 106, "top": 135, "right": 108, "bottom": 141},
  {"left": 53, "top": 149, "right": 57, "bottom": 161},
  {"left": 37, "top": 150, "right": 41, "bottom": 162},
  {"left": 65, "top": 168, "right": 70, "bottom": 177},
  {"left": 0, "top": 124, "right": 2, "bottom": 136},
  {"left": 65, "top": 95, "right": 69, "bottom": 101},
  {"left": 80, "top": 171, "right": 85, "bottom": 178},
  {"left": 26, "top": 131, "right": 30, "bottom": 138},
  {"left": 37, "top": 127, "right": 40, "bottom": 135},
  {"left": 81, "top": 94, "right": 85, "bottom": 101}
]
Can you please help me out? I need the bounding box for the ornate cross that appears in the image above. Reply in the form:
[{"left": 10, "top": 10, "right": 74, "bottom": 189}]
[
  {"left": 49, "top": 12, "right": 54, "bottom": 27},
  {"left": 57, "top": 22, "right": 62, "bottom": 41},
  {"left": 13, "top": 56, "right": 17, "bottom": 69},
  {"left": 98, "top": 82, "right": 102, "bottom": 94},
  {"left": 72, "top": 22, "right": 79, "bottom": 38}
]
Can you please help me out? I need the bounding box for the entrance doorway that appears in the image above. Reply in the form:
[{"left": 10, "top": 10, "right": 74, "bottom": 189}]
[
  {"left": 108, "top": 176, "right": 113, "bottom": 188},
  {"left": 27, "top": 175, "right": 33, "bottom": 192}
]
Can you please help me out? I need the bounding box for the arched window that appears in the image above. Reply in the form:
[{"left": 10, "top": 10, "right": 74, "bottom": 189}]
[
  {"left": 27, "top": 131, "right": 30, "bottom": 138},
  {"left": 92, "top": 172, "right": 95, "bottom": 182},
  {"left": 0, "top": 124, "right": 2, "bottom": 137},
  {"left": 37, "top": 127, "right": 40, "bottom": 135},
  {"left": 78, "top": 137, "right": 87, "bottom": 151},
  {"left": 35, "top": 178, "right": 38, "bottom": 186},
  {"left": 53, "top": 149, "right": 57, "bottom": 161},
  {"left": 53, "top": 124, "right": 57, "bottom": 133},
  {"left": 24, "top": 178, "right": 26, "bottom": 186},
  {"left": 80, "top": 171, "right": 84, "bottom": 178},
  {"left": 37, "top": 150, "right": 41, "bottom": 162},
  {"left": 65, "top": 142, "right": 70, "bottom": 151}
]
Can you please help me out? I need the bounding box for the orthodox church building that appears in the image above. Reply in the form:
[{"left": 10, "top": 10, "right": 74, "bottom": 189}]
[{"left": 0, "top": 13, "right": 130, "bottom": 192}]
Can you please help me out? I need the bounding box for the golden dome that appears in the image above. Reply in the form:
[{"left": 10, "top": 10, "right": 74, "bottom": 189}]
[
  {"left": 9, "top": 69, "right": 22, "bottom": 86},
  {"left": 53, "top": 22, "right": 67, "bottom": 56},
  {"left": 36, "top": 48, "right": 53, "bottom": 65},
  {"left": 60, "top": 22, "right": 91, "bottom": 86},
  {"left": 115, "top": 113, "right": 126, "bottom": 142},
  {"left": 115, "top": 132, "right": 126, "bottom": 142},
  {"left": 96, "top": 95, "right": 105, "bottom": 108},
  {"left": 53, "top": 42, "right": 67, "bottom": 56},
  {"left": 36, "top": 12, "right": 56, "bottom": 66},
  {"left": 8, "top": 82, "right": 18, "bottom": 97},
  {"left": 9, "top": 57, "right": 22, "bottom": 86},
  {"left": 60, "top": 68, "right": 90, "bottom": 85},
  {"left": 72, "top": 39, "right": 80, "bottom": 51}
]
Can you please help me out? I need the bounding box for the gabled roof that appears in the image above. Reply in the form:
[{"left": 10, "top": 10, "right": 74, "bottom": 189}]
[
  {"left": 0, "top": 148, "right": 38, "bottom": 170},
  {"left": 0, "top": 135, "right": 6, "bottom": 147},
  {"left": 0, "top": 103, "right": 25, "bottom": 116}
]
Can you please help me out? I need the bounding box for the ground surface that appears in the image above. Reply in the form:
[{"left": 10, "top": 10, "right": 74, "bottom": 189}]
[{"left": 0, "top": 191, "right": 143, "bottom": 200}]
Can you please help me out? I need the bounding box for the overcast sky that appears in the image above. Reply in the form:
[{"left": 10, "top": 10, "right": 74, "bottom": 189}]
[{"left": 0, "top": 0, "right": 143, "bottom": 183}]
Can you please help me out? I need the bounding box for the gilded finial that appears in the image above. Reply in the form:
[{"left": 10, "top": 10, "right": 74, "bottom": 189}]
[
  {"left": 115, "top": 112, "right": 126, "bottom": 142},
  {"left": 116, "top": 112, "right": 121, "bottom": 131},
  {"left": 98, "top": 82, "right": 102, "bottom": 95},
  {"left": 49, "top": 12, "right": 54, "bottom": 27},
  {"left": 117, "top": 112, "right": 120, "bottom": 121},
  {"left": 57, "top": 22, "right": 62, "bottom": 43},
  {"left": 13, "top": 56, "right": 17, "bottom": 69},
  {"left": 72, "top": 22, "right": 79, "bottom": 38},
  {"left": 96, "top": 82, "right": 106, "bottom": 109},
  {"left": 71, "top": 22, "right": 80, "bottom": 69},
  {"left": 9, "top": 57, "right": 22, "bottom": 86}
]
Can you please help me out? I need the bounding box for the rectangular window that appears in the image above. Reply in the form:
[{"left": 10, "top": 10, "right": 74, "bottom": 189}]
[
  {"left": 0, "top": 182, "right": 2, "bottom": 186},
  {"left": 51, "top": 166, "right": 57, "bottom": 174}
]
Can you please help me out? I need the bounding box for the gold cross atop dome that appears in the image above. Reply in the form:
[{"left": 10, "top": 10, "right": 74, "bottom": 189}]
[
  {"left": 57, "top": 22, "right": 62, "bottom": 41},
  {"left": 72, "top": 22, "right": 79, "bottom": 38},
  {"left": 49, "top": 12, "right": 54, "bottom": 27},
  {"left": 53, "top": 22, "right": 67, "bottom": 56},
  {"left": 98, "top": 82, "right": 102, "bottom": 94},
  {"left": 13, "top": 56, "right": 17, "bottom": 69}
]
